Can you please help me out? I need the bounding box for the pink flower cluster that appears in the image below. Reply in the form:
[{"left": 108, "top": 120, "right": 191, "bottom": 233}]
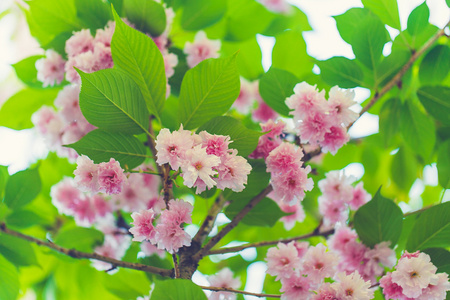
[
  {"left": 184, "top": 31, "right": 221, "bottom": 68},
  {"left": 74, "top": 155, "right": 127, "bottom": 195},
  {"left": 50, "top": 177, "right": 112, "bottom": 226},
  {"left": 250, "top": 119, "right": 285, "bottom": 160},
  {"left": 329, "top": 226, "right": 396, "bottom": 284},
  {"left": 129, "top": 199, "right": 193, "bottom": 254},
  {"left": 318, "top": 171, "right": 371, "bottom": 228},
  {"left": 35, "top": 49, "right": 66, "bottom": 87},
  {"left": 155, "top": 126, "right": 252, "bottom": 194},
  {"left": 207, "top": 268, "right": 241, "bottom": 300},
  {"left": 265, "top": 241, "right": 374, "bottom": 300},
  {"left": 380, "top": 251, "right": 450, "bottom": 299},
  {"left": 32, "top": 85, "right": 95, "bottom": 160},
  {"left": 286, "top": 83, "right": 358, "bottom": 154}
]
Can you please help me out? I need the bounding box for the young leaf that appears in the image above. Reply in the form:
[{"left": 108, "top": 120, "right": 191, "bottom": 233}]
[
  {"left": 179, "top": 55, "right": 240, "bottom": 130},
  {"left": 406, "top": 202, "right": 450, "bottom": 251},
  {"left": 0, "top": 234, "right": 39, "bottom": 267},
  {"left": 259, "top": 68, "right": 298, "bottom": 116},
  {"left": 0, "top": 255, "right": 19, "bottom": 300},
  {"left": 221, "top": 38, "right": 264, "bottom": 81},
  {"left": 123, "top": 0, "right": 166, "bottom": 36},
  {"left": 419, "top": 45, "right": 450, "bottom": 85},
  {"left": 181, "top": 0, "right": 226, "bottom": 31},
  {"left": 437, "top": 140, "right": 450, "bottom": 189},
  {"left": 334, "top": 8, "right": 372, "bottom": 44},
  {"left": 55, "top": 227, "right": 104, "bottom": 252},
  {"left": 197, "top": 116, "right": 261, "bottom": 157},
  {"left": 75, "top": 0, "right": 112, "bottom": 30},
  {"left": 78, "top": 68, "right": 150, "bottom": 135},
  {"left": 354, "top": 188, "right": 403, "bottom": 248},
  {"left": 317, "top": 57, "right": 364, "bottom": 88},
  {"left": 361, "top": 0, "right": 401, "bottom": 30},
  {"left": 407, "top": 1, "right": 430, "bottom": 36},
  {"left": 379, "top": 97, "right": 402, "bottom": 147},
  {"left": 390, "top": 147, "right": 418, "bottom": 192},
  {"left": 3, "top": 167, "right": 41, "bottom": 210},
  {"left": 226, "top": 197, "right": 288, "bottom": 227},
  {"left": 111, "top": 8, "right": 166, "bottom": 119},
  {"left": 151, "top": 279, "right": 207, "bottom": 300},
  {"left": 66, "top": 129, "right": 147, "bottom": 169},
  {"left": 417, "top": 86, "right": 450, "bottom": 125}
]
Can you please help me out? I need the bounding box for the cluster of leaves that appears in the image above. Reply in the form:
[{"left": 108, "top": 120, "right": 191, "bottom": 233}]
[{"left": 0, "top": 0, "right": 449, "bottom": 299}]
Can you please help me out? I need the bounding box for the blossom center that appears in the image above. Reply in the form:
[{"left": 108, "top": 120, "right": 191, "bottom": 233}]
[{"left": 195, "top": 162, "right": 203, "bottom": 170}]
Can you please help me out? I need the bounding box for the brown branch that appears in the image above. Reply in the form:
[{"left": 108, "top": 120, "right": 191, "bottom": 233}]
[
  {"left": 355, "top": 20, "right": 450, "bottom": 120},
  {"left": 0, "top": 223, "right": 173, "bottom": 278},
  {"left": 192, "top": 185, "right": 273, "bottom": 262},
  {"left": 173, "top": 254, "right": 180, "bottom": 278},
  {"left": 199, "top": 285, "right": 281, "bottom": 298},
  {"left": 207, "top": 228, "right": 334, "bottom": 255}
]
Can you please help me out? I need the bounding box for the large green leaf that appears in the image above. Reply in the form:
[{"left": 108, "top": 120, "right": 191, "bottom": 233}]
[
  {"left": 111, "top": 8, "right": 166, "bottom": 119},
  {"left": 400, "top": 100, "right": 435, "bottom": 160},
  {"left": 3, "top": 167, "right": 41, "bottom": 210},
  {"left": 123, "top": 0, "right": 166, "bottom": 36},
  {"left": 376, "top": 49, "right": 411, "bottom": 87},
  {"left": 179, "top": 55, "right": 240, "bottom": 130},
  {"left": 0, "top": 88, "right": 60, "bottom": 130},
  {"left": 78, "top": 68, "right": 150, "bottom": 135},
  {"left": 0, "top": 234, "right": 38, "bottom": 267},
  {"left": 334, "top": 8, "right": 372, "bottom": 44},
  {"left": 5, "top": 209, "right": 46, "bottom": 229},
  {"left": 197, "top": 116, "right": 261, "bottom": 157},
  {"left": 225, "top": 197, "right": 288, "bottom": 227},
  {"left": 417, "top": 86, "right": 450, "bottom": 125},
  {"left": 390, "top": 147, "right": 418, "bottom": 192},
  {"left": 259, "top": 68, "right": 298, "bottom": 116},
  {"left": 437, "top": 140, "right": 450, "bottom": 189},
  {"left": 419, "top": 45, "right": 450, "bottom": 85},
  {"left": 55, "top": 227, "right": 104, "bottom": 252},
  {"left": 379, "top": 97, "right": 402, "bottom": 146},
  {"left": 104, "top": 268, "right": 151, "bottom": 299},
  {"left": 272, "top": 30, "right": 313, "bottom": 79},
  {"left": 181, "top": 0, "right": 226, "bottom": 31},
  {"left": 151, "top": 279, "right": 207, "bottom": 300},
  {"left": 0, "top": 255, "right": 19, "bottom": 300},
  {"left": 221, "top": 38, "right": 264, "bottom": 81},
  {"left": 407, "top": 1, "right": 430, "bottom": 36},
  {"left": 354, "top": 188, "right": 403, "bottom": 248},
  {"left": 406, "top": 202, "right": 450, "bottom": 251},
  {"left": 351, "top": 17, "right": 388, "bottom": 70},
  {"left": 361, "top": 0, "right": 401, "bottom": 29},
  {"left": 66, "top": 129, "right": 147, "bottom": 169},
  {"left": 12, "top": 55, "right": 45, "bottom": 88},
  {"left": 317, "top": 57, "right": 364, "bottom": 88},
  {"left": 75, "top": 0, "right": 112, "bottom": 30},
  {"left": 422, "top": 248, "right": 450, "bottom": 274}
]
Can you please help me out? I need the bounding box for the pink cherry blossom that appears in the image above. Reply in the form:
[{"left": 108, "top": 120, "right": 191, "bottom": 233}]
[
  {"left": 199, "top": 131, "right": 232, "bottom": 157},
  {"left": 278, "top": 201, "right": 305, "bottom": 230},
  {"left": 215, "top": 151, "right": 252, "bottom": 192},
  {"left": 160, "top": 199, "right": 193, "bottom": 225},
  {"left": 54, "top": 84, "right": 83, "bottom": 123},
  {"left": 318, "top": 171, "right": 355, "bottom": 203},
  {"left": 35, "top": 49, "right": 66, "bottom": 87},
  {"left": 232, "top": 78, "right": 256, "bottom": 114},
  {"left": 180, "top": 145, "right": 221, "bottom": 190},
  {"left": 286, "top": 82, "right": 327, "bottom": 121},
  {"left": 129, "top": 209, "right": 157, "bottom": 242},
  {"left": 184, "top": 31, "right": 221, "bottom": 68},
  {"left": 417, "top": 272, "right": 450, "bottom": 300},
  {"left": 112, "top": 173, "right": 151, "bottom": 212},
  {"left": 271, "top": 165, "right": 314, "bottom": 205},
  {"left": 31, "top": 106, "right": 65, "bottom": 148},
  {"left": 311, "top": 283, "right": 340, "bottom": 300},
  {"left": 280, "top": 274, "right": 313, "bottom": 300},
  {"left": 154, "top": 221, "right": 191, "bottom": 254},
  {"left": 380, "top": 272, "right": 411, "bottom": 300},
  {"left": 318, "top": 196, "right": 349, "bottom": 228},
  {"left": 293, "top": 241, "right": 309, "bottom": 259},
  {"left": 328, "top": 225, "right": 358, "bottom": 253},
  {"left": 261, "top": 119, "right": 285, "bottom": 138},
  {"left": 140, "top": 241, "right": 166, "bottom": 259},
  {"left": 348, "top": 182, "right": 371, "bottom": 210},
  {"left": 65, "top": 29, "right": 94, "bottom": 57},
  {"left": 301, "top": 243, "right": 338, "bottom": 284},
  {"left": 362, "top": 242, "right": 396, "bottom": 281},
  {"left": 327, "top": 86, "right": 358, "bottom": 126},
  {"left": 92, "top": 233, "right": 131, "bottom": 271},
  {"left": 266, "top": 142, "right": 304, "bottom": 174},
  {"left": 265, "top": 241, "right": 301, "bottom": 280},
  {"left": 163, "top": 51, "right": 178, "bottom": 78},
  {"left": 97, "top": 158, "right": 127, "bottom": 194},
  {"left": 94, "top": 21, "right": 115, "bottom": 46},
  {"left": 295, "top": 109, "right": 332, "bottom": 146},
  {"left": 320, "top": 125, "right": 350, "bottom": 155},
  {"left": 73, "top": 155, "right": 99, "bottom": 192},
  {"left": 333, "top": 271, "right": 374, "bottom": 300},
  {"left": 50, "top": 177, "right": 83, "bottom": 215},
  {"left": 208, "top": 268, "right": 241, "bottom": 300},
  {"left": 252, "top": 98, "right": 279, "bottom": 123}
]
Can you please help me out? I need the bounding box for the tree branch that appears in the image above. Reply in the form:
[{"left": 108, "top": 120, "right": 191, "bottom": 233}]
[
  {"left": 192, "top": 185, "right": 273, "bottom": 261},
  {"left": 0, "top": 223, "right": 173, "bottom": 278},
  {"left": 199, "top": 285, "right": 281, "bottom": 298},
  {"left": 207, "top": 227, "right": 334, "bottom": 255}
]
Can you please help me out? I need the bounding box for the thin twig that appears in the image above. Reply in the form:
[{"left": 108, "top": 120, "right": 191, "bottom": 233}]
[
  {"left": 0, "top": 223, "right": 173, "bottom": 278},
  {"left": 199, "top": 285, "right": 281, "bottom": 298},
  {"left": 207, "top": 228, "right": 334, "bottom": 255},
  {"left": 192, "top": 185, "right": 273, "bottom": 261},
  {"left": 403, "top": 205, "right": 433, "bottom": 217},
  {"left": 173, "top": 254, "right": 180, "bottom": 278}
]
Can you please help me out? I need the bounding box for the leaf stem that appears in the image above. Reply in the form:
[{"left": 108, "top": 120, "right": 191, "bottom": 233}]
[{"left": 199, "top": 285, "right": 281, "bottom": 298}]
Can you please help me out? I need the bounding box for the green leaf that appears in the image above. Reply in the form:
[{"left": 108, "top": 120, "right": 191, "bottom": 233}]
[
  {"left": 0, "top": 166, "right": 8, "bottom": 200},
  {"left": 422, "top": 248, "right": 450, "bottom": 274},
  {"left": 351, "top": 17, "right": 388, "bottom": 70},
  {"left": 0, "top": 88, "right": 60, "bottom": 130},
  {"left": 379, "top": 98, "right": 402, "bottom": 147},
  {"left": 259, "top": 68, "right": 298, "bottom": 116},
  {"left": 75, "top": 0, "right": 112, "bottom": 30},
  {"left": 197, "top": 116, "right": 261, "bottom": 157},
  {"left": 390, "top": 147, "right": 418, "bottom": 191},
  {"left": 179, "top": 55, "right": 240, "bottom": 130},
  {"left": 400, "top": 100, "right": 436, "bottom": 160},
  {"left": 334, "top": 8, "right": 372, "bottom": 44},
  {"left": 12, "top": 55, "right": 45, "bottom": 88},
  {"left": 42, "top": 32, "right": 73, "bottom": 57},
  {"left": 226, "top": 197, "right": 288, "bottom": 227},
  {"left": 181, "top": 0, "right": 226, "bottom": 31},
  {"left": 5, "top": 209, "right": 45, "bottom": 229},
  {"left": 272, "top": 30, "right": 313, "bottom": 79},
  {"left": 417, "top": 86, "right": 450, "bottom": 125},
  {"left": 317, "top": 57, "right": 364, "bottom": 88},
  {"left": 354, "top": 188, "right": 403, "bottom": 248},
  {"left": 78, "top": 68, "right": 150, "bottom": 135},
  {"left": 406, "top": 202, "right": 450, "bottom": 251},
  {"left": 111, "top": 8, "right": 166, "bottom": 119},
  {"left": 263, "top": 6, "right": 311, "bottom": 36},
  {"left": 3, "top": 168, "right": 41, "bottom": 210},
  {"left": 419, "top": 45, "right": 450, "bottom": 85},
  {"left": 66, "top": 129, "right": 147, "bottom": 169},
  {"left": 139, "top": 256, "right": 172, "bottom": 282},
  {"left": 151, "top": 279, "right": 207, "bottom": 300},
  {"left": 0, "top": 255, "right": 19, "bottom": 300},
  {"left": 361, "top": 0, "right": 401, "bottom": 29},
  {"left": 437, "top": 140, "right": 450, "bottom": 189},
  {"left": 407, "top": 2, "right": 430, "bottom": 36},
  {"left": 123, "top": 0, "right": 166, "bottom": 36},
  {"left": 55, "top": 227, "right": 104, "bottom": 252},
  {"left": 0, "top": 234, "right": 39, "bottom": 267},
  {"left": 376, "top": 49, "right": 411, "bottom": 87},
  {"left": 104, "top": 268, "right": 151, "bottom": 299},
  {"left": 221, "top": 38, "right": 264, "bottom": 81}
]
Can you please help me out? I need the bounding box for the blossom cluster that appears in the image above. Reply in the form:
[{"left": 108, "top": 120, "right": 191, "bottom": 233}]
[
  {"left": 286, "top": 83, "right": 358, "bottom": 154},
  {"left": 207, "top": 268, "right": 241, "bottom": 300},
  {"left": 129, "top": 199, "right": 193, "bottom": 254},
  {"left": 265, "top": 241, "right": 374, "bottom": 300},
  {"left": 380, "top": 251, "right": 450, "bottom": 299},
  {"left": 318, "top": 170, "right": 371, "bottom": 228},
  {"left": 155, "top": 126, "right": 252, "bottom": 194}
]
